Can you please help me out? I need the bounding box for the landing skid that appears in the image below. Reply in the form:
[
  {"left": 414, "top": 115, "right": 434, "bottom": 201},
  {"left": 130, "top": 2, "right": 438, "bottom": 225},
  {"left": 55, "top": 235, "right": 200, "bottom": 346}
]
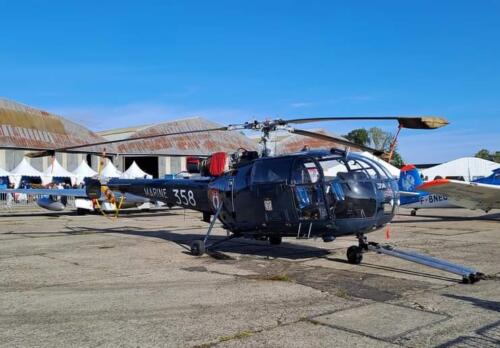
[
  {"left": 191, "top": 203, "right": 231, "bottom": 256},
  {"left": 347, "top": 234, "right": 484, "bottom": 284}
]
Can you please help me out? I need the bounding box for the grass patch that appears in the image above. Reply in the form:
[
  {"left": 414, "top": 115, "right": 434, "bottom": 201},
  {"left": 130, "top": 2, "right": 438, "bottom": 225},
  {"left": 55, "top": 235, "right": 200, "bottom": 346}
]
[
  {"left": 219, "top": 331, "right": 253, "bottom": 342},
  {"left": 191, "top": 344, "right": 213, "bottom": 348},
  {"left": 268, "top": 274, "right": 292, "bottom": 282},
  {"left": 335, "top": 288, "right": 350, "bottom": 299},
  {"left": 246, "top": 273, "right": 294, "bottom": 282}
]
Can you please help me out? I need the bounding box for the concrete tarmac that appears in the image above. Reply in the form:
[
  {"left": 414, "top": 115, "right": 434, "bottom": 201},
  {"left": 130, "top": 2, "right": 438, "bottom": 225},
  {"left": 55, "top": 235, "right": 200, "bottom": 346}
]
[{"left": 0, "top": 207, "right": 499, "bottom": 347}]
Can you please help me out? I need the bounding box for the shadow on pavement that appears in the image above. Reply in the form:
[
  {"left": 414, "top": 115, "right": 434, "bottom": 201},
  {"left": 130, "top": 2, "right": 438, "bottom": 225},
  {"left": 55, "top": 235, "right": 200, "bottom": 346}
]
[
  {"left": 327, "top": 257, "right": 460, "bottom": 283},
  {"left": 443, "top": 294, "right": 500, "bottom": 313},
  {"left": 436, "top": 319, "right": 500, "bottom": 347}
]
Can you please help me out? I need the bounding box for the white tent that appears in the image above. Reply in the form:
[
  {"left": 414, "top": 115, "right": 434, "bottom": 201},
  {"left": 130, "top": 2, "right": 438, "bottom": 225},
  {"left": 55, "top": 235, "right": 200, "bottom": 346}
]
[
  {"left": 121, "top": 161, "right": 153, "bottom": 179},
  {"left": 44, "top": 158, "right": 77, "bottom": 185},
  {"left": 10, "top": 158, "right": 43, "bottom": 187},
  {"left": 422, "top": 157, "right": 500, "bottom": 182},
  {"left": 72, "top": 160, "right": 98, "bottom": 184},
  {"left": 100, "top": 161, "right": 122, "bottom": 178}
]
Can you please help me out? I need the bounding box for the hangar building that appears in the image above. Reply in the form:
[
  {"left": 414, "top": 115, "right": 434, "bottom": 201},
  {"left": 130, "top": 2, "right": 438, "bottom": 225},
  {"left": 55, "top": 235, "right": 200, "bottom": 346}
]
[
  {"left": 98, "top": 118, "right": 258, "bottom": 177},
  {"left": 0, "top": 98, "right": 364, "bottom": 179},
  {"left": 0, "top": 99, "right": 114, "bottom": 172},
  {"left": 0, "top": 99, "right": 258, "bottom": 178}
]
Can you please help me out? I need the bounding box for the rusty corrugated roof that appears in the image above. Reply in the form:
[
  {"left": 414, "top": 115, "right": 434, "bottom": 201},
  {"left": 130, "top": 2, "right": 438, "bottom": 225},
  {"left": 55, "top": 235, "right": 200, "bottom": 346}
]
[
  {"left": 116, "top": 117, "right": 258, "bottom": 156},
  {"left": 275, "top": 129, "right": 363, "bottom": 154},
  {"left": 0, "top": 99, "right": 116, "bottom": 154},
  {"left": 1, "top": 99, "right": 361, "bottom": 157}
]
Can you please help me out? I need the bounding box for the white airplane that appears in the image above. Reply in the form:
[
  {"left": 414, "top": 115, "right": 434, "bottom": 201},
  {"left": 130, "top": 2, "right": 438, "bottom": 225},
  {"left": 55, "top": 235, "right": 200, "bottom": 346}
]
[{"left": 399, "top": 166, "right": 500, "bottom": 215}]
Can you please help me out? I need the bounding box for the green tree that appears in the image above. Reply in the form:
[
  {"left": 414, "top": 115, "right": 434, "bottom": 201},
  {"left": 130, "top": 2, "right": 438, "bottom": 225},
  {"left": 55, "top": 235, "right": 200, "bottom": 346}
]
[
  {"left": 390, "top": 151, "right": 405, "bottom": 168},
  {"left": 344, "top": 127, "right": 406, "bottom": 166},
  {"left": 367, "top": 127, "right": 393, "bottom": 151},
  {"left": 494, "top": 151, "right": 500, "bottom": 163},
  {"left": 475, "top": 149, "right": 491, "bottom": 160},
  {"left": 343, "top": 128, "right": 369, "bottom": 146}
]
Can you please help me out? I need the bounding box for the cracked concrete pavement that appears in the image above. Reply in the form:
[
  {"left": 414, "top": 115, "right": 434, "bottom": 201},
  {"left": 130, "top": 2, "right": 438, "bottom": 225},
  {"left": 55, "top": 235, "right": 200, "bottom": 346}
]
[{"left": 0, "top": 207, "right": 499, "bottom": 347}]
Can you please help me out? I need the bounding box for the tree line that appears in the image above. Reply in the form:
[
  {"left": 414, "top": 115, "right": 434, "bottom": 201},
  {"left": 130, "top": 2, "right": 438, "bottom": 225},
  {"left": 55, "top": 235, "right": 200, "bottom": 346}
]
[
  {"left": 343, "top": 127, "right": 404, "bottom": 168},
  {"left": 474, "top": 149, "right": 500, "bottom": 163},
  {"left": 343, "top": 128, "right": 499, "bottom": 166}
]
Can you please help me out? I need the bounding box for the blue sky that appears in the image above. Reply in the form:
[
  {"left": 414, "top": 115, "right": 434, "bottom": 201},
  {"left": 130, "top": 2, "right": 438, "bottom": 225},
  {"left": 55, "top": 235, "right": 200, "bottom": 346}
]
[{"left": 1, "top": 1, "right": 498, "bottom": 163}]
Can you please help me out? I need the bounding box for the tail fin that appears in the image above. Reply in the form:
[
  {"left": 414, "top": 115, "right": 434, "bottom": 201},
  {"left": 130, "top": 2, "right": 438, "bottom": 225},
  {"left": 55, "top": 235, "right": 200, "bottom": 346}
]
[{"left": 398, "top": 165, "right": 423, "bottom": 192}]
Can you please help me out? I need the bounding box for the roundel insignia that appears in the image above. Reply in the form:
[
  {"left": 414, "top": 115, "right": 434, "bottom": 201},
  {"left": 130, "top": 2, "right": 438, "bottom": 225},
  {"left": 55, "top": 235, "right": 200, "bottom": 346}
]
[{"left": 209, "top": 189, "right": 221, "bottom": 209}]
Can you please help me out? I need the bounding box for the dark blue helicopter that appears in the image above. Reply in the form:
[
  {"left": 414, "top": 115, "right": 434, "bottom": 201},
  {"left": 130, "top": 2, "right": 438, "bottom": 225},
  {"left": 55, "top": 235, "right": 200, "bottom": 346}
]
[
  {"left": 103, "top": 148, "right": 399, "bottom": 261},
  {"left": 19, "top": 116, "right": 489, "bottom": 276},
  {"left": 70, "top": 116, "right": 447, "bottom": 264},
  {"left": 10, "top": 115, "right": 487, "bottom": 282}
]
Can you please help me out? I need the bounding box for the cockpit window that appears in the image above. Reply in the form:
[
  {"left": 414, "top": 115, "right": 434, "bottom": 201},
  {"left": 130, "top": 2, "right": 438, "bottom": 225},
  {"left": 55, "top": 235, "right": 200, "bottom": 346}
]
[
  {"left": 252, "top": 158, "right": 291, "bottom": 184},
  {"left": 319, "top": 154, "right": 393, "bottom": 219},
  {"left": 291, "top": 158, "right": 320, "bottom": 184},
  {"left": 346, "top": 159, "right": 379, "bottom": 179},
  {"left": 321, "top": 159, "right": 348, "bottom": 179}
]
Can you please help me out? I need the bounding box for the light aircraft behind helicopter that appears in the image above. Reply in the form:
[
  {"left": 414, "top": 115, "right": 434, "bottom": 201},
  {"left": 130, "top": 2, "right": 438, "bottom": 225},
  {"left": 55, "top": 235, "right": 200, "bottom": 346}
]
[{"left": 399, "top": 165, "right": 500, "bottom": 215}]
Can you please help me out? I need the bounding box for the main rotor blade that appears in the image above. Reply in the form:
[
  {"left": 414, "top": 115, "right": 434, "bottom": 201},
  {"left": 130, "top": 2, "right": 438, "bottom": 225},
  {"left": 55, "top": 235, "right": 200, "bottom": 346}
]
[
  {"left": 279, "top": 116, "right": 449, "bottom": 129},
  {"left": 288, "top": 128, "right": 384, "bottom": 155},
  {"left": 26, "top": 127, "right": 229, "bottom": 158}
]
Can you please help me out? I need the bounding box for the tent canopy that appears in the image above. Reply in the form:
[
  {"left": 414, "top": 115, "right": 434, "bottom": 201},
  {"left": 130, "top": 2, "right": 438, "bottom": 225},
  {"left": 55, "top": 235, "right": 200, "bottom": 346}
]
[
  {"left": 10, "top": 157, "right": 42, "bottom": 177},
  {"left": 72, "top": 160, "right": 97, "bottom": 184},
  {"left": 10, "top": 158, "right": 43, "bottom": 187},
  {"left": 121, "top": 161, "right": 153, "bottom": 179},
  {"left": 43, "top": 158, "right": 77, "bottom": 185},
  {"left": 44, "top": 158, "right": 76, "bottom": 178},
  {"left": 100, "top": 161, "right": 122, "bottom": 178},
  {"left": 422, "top": 157, "right": 500, "bottom": 181}
]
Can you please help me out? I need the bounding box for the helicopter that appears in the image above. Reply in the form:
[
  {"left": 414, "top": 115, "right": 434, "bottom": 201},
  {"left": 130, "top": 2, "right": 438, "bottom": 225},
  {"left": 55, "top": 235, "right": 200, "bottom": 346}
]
[{"left": 2, "top": 115, "right": 485, "bottom": 282}]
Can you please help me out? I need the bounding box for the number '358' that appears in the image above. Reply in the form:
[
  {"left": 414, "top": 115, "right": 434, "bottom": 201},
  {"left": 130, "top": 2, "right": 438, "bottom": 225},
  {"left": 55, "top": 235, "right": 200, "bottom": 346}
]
[{"left": 172, "top": 189, "right": 196, "bottom": 206}]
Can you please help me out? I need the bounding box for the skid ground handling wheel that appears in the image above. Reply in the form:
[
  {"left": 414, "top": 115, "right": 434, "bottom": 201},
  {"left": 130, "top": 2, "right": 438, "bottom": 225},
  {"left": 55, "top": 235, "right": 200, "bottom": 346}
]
[
  {"left": 345, "top": 233, "right": 485, "bottom": 284},
  {"left": 191, "top": 240, "right": 206, "bottom": 256}
]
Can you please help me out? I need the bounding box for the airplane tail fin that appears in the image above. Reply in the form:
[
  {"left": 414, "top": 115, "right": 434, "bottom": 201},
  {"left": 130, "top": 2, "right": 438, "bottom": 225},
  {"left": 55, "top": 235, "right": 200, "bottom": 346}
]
[{"left": 398, "top": 165, "right": 423, "bottom": 192}]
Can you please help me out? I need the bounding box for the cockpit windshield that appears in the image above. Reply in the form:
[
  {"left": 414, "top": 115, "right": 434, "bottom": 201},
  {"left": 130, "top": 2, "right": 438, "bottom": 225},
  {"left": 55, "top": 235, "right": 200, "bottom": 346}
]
[
  {"left": 319, "top": 154, "right": 394, "bottom": 219},
  {"left": 321, "top": 156, "right": 391, "bottom": 180}
]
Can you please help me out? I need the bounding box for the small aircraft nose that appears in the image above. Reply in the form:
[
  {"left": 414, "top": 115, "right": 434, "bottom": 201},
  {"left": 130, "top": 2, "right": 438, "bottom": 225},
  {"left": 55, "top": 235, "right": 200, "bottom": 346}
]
[{"left": 37, "top": 197, "right": 66, "bottom": 211}]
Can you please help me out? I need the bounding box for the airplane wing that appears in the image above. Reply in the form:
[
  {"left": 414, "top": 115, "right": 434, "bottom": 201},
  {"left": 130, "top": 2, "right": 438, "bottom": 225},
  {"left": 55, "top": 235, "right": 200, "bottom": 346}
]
[
  {"left": 416, "top": 179, "right": 500, "bottom": 211},
  {"left": 0, "top": 188, "right": 150, "bottom": 202},
  {"left": 0, "top": 188, "right": 88, "bottom": 197}
]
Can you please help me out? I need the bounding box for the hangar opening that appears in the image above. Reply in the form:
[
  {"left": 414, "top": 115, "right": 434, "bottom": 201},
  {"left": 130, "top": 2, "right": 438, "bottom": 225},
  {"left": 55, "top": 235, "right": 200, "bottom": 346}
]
[{"left": 124, "top": 156, "right": 159, "bottom": 178}]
